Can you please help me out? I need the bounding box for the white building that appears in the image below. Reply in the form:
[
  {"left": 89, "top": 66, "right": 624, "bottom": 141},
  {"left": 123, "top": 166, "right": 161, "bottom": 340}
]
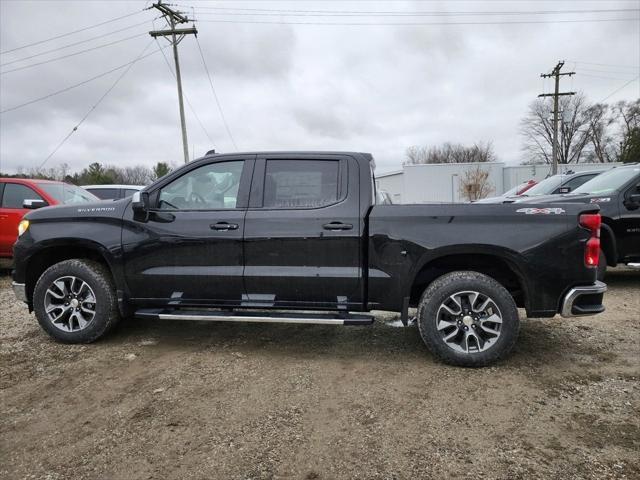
[{"left": 376, "top": 162, "right": 619, "bottom": 203}]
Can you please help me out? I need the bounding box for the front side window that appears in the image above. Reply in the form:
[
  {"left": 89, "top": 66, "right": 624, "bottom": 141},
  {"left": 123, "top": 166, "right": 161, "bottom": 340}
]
[
  {"left": 158, "top": 161, "right": 244, "bottom": 210},
  {"left": 1, "top": 183, "right": 45, "bottom": 209},
  {"left": 263, "top": 160, "right": 340, "bottom": 208}
]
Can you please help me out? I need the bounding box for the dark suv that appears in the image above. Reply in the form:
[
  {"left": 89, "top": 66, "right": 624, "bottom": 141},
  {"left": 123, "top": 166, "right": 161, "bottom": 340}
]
[
  {"left": 477, "top": 170, "right": 604, "bottom": 204},
  {"left": 519, "top": 164, "right": 640, "bottom": 276}
]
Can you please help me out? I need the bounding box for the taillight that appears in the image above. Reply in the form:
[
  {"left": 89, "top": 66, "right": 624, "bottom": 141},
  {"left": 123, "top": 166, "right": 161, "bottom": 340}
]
[
  {"left": 585, "top": 237, "right": 600, "bottom": 266},
  {"left": 579, "top": 213, "right": 601, "bottom": 267},
  {"left": 579, "top": 213, "right": 601, "bottom": 232}
]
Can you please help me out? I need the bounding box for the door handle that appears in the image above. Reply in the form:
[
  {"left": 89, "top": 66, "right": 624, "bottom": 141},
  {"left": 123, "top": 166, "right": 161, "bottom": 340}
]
[
  {"left": 210, "top": 222, "right": 239, "bottom": 231},
  {"left": 323, "top": 221, "right": 353, "bottom": 231}
]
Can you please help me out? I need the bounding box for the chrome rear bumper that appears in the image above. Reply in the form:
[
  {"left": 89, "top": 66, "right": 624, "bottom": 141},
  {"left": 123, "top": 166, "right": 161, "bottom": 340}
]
[
  {"left": 12, "top": 282, "right": 27, "bottom": 303},
  {"left": 560, "top": 281, "right": 607, "bottom": 318}
]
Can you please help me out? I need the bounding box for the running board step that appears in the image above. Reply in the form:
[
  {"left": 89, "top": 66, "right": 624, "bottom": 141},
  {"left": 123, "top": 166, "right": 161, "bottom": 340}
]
[{"left": 134, "top": 308, "right": 374, "bottom": 326}]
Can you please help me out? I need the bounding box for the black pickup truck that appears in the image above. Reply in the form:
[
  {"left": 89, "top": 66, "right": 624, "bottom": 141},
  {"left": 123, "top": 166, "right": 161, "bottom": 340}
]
[
  {"left": 517, "top": 163, "right": 640, "bottom": 278},
  {"left": 12, "top": 152, "right": 607, "bottom": 366}
]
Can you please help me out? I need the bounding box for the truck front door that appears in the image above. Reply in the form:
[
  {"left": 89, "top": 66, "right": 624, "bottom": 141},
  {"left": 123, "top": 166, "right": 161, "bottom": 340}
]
[
  {"left": 243, "top": 154, "right": 363, "bottom": 310},
  {"left": 619, "top": 176, "right": 640, "bottom": 262},
  {"left": 122, "top": 156, "right": 254, "bottom": 305}
]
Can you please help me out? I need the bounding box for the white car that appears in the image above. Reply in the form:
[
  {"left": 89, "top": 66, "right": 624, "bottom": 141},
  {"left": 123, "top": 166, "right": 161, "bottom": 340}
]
[{"left": 82, "top": 184, "right": 144, "bottom": 201}]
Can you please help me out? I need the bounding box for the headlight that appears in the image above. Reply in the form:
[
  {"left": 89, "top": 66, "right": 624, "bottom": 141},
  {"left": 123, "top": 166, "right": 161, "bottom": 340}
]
[{"left": 18, "top": 220, "right": 29, "bottom": 236}]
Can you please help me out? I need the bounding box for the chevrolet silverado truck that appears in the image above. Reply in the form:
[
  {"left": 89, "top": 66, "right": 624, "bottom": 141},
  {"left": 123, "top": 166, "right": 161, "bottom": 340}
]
[
  {"left": 11, "top": 152, "right": 607, "bottom": 367},
  {"left": 517, "top": 163, "right": 640, "bottom": 279}
]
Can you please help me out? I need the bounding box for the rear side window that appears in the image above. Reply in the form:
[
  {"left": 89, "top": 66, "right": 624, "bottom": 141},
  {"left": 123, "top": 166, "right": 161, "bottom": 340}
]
[
  {"left": 89, "top": 188, "right": 119, "bottom": 200},
  {"left": 1, "top": 183, "right": 45, "bottom": 209},
  {"left": 263, "top": 160, "right": 340, "bottom": 208},
  {"left": 122, "top": 189, "right": 139, "bottom": 197}
]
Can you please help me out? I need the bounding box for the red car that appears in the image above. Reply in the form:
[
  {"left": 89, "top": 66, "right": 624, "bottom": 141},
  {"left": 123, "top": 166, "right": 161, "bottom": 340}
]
[{"left": 0, "top": 178, "right": 98, "bottom": 260}]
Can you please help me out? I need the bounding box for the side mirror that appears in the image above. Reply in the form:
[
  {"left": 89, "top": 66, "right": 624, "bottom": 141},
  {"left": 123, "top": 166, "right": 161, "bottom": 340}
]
[
  {"left": 23, "top": 199, "right": 47, "bottom": 209},
  {"left": 624, "top": 193, "right": 640, "bottom": 209},
  {"left": 558, "top": 187, "right": 571, "bottom": 194},
  {"left": 131, "top": 191, "right": 149, "bottom": 212}
]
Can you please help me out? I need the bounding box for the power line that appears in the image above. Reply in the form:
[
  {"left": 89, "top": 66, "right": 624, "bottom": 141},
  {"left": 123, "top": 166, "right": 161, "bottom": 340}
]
[
  {"left": 0, "top": 10, "right": 145, "bottom": 55},
  {"left": 39, "top": 40, "right": 156, "bottom": 169},
  {"left": 0, "top": 20, "right": 151, "bottom": 67},
  {"left": 154, "top": 37, "right": 216, "bottom": 146},
  {"left": 0, "top": 47, "right": 165, "bottom": 114},
  {"left": 183, "top": 5, "right": 639, "bottom": 16},
  {"left": 195, "top": 36, "right": 238, "bottom": 151},
  {"left": 577, "top": 67, "right": 639, "bottom": 76},
  {"left": 568, "top": 60, "right": 640, "bottom": 70},
  {"left": 578, "top": 73, "right": 638, "bottom": 81},
  {"left": 195, "top": 17, "right": 638, "bottom": 26},
  {"left": 190, "top": 10, "right": 640, "bottom": 18},
  {"left": 599, "top": 76, "right": 640, "bottom": 103},
  {"left": 1, "top": 33, "right": 148, "bottom": 75}
]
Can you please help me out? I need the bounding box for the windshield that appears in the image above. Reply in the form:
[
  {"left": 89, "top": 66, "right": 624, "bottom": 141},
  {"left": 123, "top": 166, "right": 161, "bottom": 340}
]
[
  {"left": 521, "top": 175, "right": 564, "bottom": 196},
  {"left": 571, "top": 167, "right": 640, "bottom": 195},
  {"left": 503, "top": 181, "right": 530, "bottom": 197},
  {"left": 38, "top": 183, "right": 99, "bottom": 204}
]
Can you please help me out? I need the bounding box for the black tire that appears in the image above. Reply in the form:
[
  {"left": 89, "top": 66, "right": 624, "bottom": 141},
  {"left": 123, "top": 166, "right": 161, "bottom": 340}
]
[
  {"left": 417, "top": 271, "right": 520, "bottom": 367},
  {"left": 33, "top": 259, "right": 120, "bottom": 343},
  {"left": 597, "top": 250, "right": 607, "bottom": 281}
]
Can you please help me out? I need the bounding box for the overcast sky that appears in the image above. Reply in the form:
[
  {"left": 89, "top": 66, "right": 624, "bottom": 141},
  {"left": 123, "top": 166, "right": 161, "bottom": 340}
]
[{"left": 1, "top": 0, "right": 639, "bottom": 175}]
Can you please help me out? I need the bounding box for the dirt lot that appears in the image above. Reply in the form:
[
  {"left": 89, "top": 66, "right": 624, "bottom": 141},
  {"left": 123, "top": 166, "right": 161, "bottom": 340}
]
[{"left": 1, "top": 269, "right": 638, "bottom": 480}]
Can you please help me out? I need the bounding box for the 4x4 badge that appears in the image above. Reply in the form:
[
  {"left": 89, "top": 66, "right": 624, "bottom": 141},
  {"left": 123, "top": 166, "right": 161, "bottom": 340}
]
[{"left": 516, "top": 207, "right": 565, "bottom": 215}]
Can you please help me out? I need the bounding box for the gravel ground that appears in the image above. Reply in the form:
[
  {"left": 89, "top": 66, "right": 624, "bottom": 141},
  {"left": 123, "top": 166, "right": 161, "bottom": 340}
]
[{"left": 0, "top": 268, "right": 638, "bottom": 480}]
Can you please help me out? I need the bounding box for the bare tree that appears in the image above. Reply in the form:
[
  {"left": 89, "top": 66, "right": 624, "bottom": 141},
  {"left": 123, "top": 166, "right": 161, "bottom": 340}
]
[
  {"left": 615, "top": 99, "right": 640, "bottom": 163},
  {"left": 405, "top": 141, "right": 496, "bottom": 165},
  {"left": 584, "top": 103, "right": 616, "bottom": 163},
  {"left": 521, "top": 93, "right": 592, "bottom": 164},
  {"left": 120, "top": 165, "right": 153, "bottom": 185},
  {"left": 458, "top": 164, "right": 494, "bottom": 201}
]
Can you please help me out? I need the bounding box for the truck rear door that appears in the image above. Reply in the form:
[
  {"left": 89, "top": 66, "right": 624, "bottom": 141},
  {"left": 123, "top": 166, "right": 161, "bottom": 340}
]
[{"left": 243, "top": 154, "right": 362, "bottom": 310}]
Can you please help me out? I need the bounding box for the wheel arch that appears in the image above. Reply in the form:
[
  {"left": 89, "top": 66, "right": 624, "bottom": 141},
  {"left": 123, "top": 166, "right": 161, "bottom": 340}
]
[
  {"left": 600, "top": 222, "right": 617, "bottom": 267},
  {"left": 24, "top": 240, "right": 119, "bottom": 308},
  {"left": 407, "top": 247, "right": 529, "bottom": 311}
]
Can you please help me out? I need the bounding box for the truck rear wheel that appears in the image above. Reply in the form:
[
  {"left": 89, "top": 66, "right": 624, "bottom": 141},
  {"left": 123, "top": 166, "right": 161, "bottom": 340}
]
[
  {"left": 33, "top": 259, "right": 120, "bottom": 343},
  {"left": 417, "top": 271, "right": 519, "bottom": 367}
]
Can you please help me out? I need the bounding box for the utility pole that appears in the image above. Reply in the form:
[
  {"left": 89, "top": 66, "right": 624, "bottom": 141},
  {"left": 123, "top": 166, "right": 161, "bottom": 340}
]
[
  {"left": 538, "top": 61, "right": 575, "bottom": 175},
  {"left": 149, "top": 1, "right": 197, "bottom": 164}
]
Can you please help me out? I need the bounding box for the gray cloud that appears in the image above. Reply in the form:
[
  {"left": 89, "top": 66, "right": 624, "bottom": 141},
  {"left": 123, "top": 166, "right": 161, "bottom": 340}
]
[{"left": 1, "top": 0, "right": 639, "bottom": 175}]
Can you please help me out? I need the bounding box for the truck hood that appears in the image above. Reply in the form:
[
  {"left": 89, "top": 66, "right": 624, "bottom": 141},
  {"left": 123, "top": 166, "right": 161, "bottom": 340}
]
[{"left": 24, "top": 198, "right": 129, "bottom": 221}]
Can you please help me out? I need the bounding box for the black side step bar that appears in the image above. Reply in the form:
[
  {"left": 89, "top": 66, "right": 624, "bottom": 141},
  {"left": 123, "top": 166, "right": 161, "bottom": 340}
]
[{"left": 134, "top": 309, "right": 374, "bottom": 326}]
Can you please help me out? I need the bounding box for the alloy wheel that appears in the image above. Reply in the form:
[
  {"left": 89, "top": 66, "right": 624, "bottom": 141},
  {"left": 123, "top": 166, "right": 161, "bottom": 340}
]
[
  {"left": 44, "top": 276, "right": 97, "bottom": 332},
  {"left": 435, "top": 290, "right": 503, "bottom": 354}
]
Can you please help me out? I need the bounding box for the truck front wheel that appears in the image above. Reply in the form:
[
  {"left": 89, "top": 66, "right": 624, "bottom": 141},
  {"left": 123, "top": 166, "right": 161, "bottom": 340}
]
[
  {"left": 417, "top": 271, "right": 520, "bottom": 367},
  {"left": 33, "top": 259, "right": 121, "bottom": 343}
]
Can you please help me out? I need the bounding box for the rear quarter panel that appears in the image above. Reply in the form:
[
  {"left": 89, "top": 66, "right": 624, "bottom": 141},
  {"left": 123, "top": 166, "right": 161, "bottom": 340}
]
[{"left": 368, "top": 203, "right": 598, "bottom": 316}]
